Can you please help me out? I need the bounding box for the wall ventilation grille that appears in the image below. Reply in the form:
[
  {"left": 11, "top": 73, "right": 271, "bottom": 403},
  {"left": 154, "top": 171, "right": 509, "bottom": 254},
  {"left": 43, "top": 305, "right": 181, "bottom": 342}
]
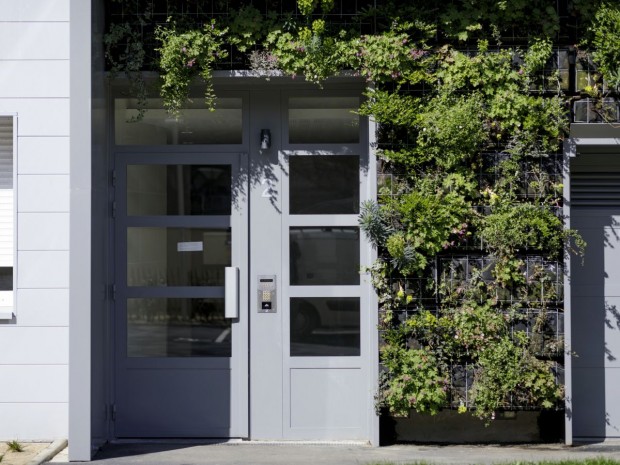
[{"left": 571, "top": 172, "right": 620, "bottom": 207}]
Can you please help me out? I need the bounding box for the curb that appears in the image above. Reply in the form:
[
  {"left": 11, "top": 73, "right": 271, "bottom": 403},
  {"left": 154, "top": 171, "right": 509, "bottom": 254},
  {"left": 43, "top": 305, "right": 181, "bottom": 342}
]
[{"left": 27, "top": 439, "right": 68, "bottom": 465}]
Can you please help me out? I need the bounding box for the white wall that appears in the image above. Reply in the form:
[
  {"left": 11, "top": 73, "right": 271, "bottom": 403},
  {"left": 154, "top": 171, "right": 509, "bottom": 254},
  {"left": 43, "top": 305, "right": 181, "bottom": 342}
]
[{"left": 0, "top": 0, "right": 70, "bottom": 440}]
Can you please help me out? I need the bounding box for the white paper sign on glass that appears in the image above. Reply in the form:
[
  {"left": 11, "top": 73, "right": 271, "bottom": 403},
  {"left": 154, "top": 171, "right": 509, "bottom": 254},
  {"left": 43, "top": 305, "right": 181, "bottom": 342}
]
[{"left": 177, "top": 241, "right": 204, "bottom": 252}]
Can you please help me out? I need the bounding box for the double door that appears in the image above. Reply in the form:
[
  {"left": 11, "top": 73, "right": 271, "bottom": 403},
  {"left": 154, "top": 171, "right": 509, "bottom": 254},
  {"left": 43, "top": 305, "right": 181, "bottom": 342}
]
[{"left": 110, "top": 88, "right": 375, "bottom": 441}]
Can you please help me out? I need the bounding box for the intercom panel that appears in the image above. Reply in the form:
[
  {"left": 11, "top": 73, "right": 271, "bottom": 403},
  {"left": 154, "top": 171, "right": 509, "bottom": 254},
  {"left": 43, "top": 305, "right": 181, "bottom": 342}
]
[{"left": 258, "top": 275, "right": 277, "bottom": 313}]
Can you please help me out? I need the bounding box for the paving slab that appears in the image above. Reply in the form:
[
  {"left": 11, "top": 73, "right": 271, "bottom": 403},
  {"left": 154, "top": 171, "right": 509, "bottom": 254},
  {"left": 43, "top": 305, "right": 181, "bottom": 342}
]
[{"left": 49, "top": 442, "right": 620, "bottom": 465}]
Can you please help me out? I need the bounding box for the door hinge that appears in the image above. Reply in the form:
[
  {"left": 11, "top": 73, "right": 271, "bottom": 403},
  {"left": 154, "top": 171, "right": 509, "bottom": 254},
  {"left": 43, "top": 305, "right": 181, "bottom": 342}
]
[
  {"left": 110, "top": 200, "right": 117, "bottom": 218},
  {"left": 110, "top": 404, "right": 116, "bottom": 422},
  {"left": 110, "top": 169, "right": 117, "bottom": 187},
  {"left": 109, "top": 284, "right": 116, "bottom": 302}
]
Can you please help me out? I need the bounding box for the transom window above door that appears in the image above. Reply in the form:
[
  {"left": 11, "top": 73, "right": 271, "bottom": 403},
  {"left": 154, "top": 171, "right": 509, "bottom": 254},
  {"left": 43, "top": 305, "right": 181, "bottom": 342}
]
[
  {"left": 287, "top": 97, "right": 360, "bottom": 144},
  {"left": 115, "top": 97, "right": 243, "bottom": 145}
]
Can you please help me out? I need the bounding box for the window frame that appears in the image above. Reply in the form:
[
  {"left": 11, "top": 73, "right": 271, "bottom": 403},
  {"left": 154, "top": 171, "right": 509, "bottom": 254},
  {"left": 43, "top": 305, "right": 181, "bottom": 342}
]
[{"left": 0, "top": 114, "right": 17, "bottom": 321}]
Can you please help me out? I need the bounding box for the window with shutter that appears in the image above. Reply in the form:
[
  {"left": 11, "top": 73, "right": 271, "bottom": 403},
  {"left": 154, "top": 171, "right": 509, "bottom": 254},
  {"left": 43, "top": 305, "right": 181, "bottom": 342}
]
[{"left": 0, "top": 116, "right": 14, "bottom": 320}]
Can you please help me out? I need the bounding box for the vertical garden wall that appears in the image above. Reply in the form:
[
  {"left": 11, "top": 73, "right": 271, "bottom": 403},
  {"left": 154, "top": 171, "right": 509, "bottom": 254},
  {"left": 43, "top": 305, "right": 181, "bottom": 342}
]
[{"left": 105, "top": 0, "right": 620, "bottom": 432}]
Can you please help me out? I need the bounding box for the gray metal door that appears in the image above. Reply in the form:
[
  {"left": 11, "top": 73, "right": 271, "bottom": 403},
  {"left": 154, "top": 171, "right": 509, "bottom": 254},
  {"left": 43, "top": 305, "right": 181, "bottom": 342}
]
[
  {"left": 247, "top": 88, "right": 377, "bottom": 441},
  {"left": 570, "top": 163, "right": 620, "bottom": 440},
  {"left": 113, "top": 152, "right": 248, "bottom": 438}
]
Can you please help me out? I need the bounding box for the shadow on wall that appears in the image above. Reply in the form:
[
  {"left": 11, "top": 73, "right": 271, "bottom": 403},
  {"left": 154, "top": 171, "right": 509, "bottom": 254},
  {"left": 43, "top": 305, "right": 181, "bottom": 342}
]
[{"left": 570, "top": 209, "right": 620, "bottom": 439}]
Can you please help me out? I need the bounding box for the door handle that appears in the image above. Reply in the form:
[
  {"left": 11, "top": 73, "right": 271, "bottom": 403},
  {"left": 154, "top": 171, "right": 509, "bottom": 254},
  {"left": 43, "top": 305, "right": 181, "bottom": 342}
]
[{"left": 225, "top": 266, "right": 239, "bottom": 318}]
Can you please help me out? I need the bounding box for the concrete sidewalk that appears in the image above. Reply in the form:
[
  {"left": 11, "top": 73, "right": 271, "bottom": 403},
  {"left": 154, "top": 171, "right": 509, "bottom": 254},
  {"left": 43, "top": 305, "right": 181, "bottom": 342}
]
[{"left": 48, "top": 441, "right": 620, "bottom": 465}]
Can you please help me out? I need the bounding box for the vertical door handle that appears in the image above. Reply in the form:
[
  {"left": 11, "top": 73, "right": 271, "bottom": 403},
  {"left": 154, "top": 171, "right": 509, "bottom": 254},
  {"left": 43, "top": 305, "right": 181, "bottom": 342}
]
[{"left": 225, "top": 266, "right": 239, "bottom": 318}]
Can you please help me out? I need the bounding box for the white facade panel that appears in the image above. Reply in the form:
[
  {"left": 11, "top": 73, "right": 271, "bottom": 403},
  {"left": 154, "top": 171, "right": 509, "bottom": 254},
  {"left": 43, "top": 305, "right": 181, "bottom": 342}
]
[
  {"left": 0, "top": 61, "right": 69, "bottom": 98},
  {"left": 17, "top": 251, "right": 69, "bottom": 288},
  {"left": 18, "top": 137, "right": 70, "bottom": 174},
  {"left": 18, "top": 212, "right": 69, "bottom": 250},
  {"left": 16, "top": 288, "right": 69, "bottom": 327},
  {"left": 0, "top": 99, "right": 69, "bottom": 136},
  {"left": 16, "top": 288, "right": 69, "bottom": 326},
  {"left": 0, "top": 0, "right": 69, "bottom": 22},
  {"left": 0, "top": 365, "right": 67, "bottom": 402},
  {"left": 0, "top": 327, "right": 68, "bottom": 364},
  {"left": 0, "top": 23, "right": 69, "bottom": 60},
  {"left": 0, "top": 403, "right": 67, "bottom": 440},
  {"left": 17, "top": 175, "right": 69, "bottom": 212}
]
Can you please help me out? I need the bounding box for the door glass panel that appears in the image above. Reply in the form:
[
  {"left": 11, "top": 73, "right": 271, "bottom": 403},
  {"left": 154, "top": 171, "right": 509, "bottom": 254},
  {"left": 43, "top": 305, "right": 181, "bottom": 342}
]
[
  {"left": 127, "top": 298, "right": 231, "bottom": 357},
  {"left": 288, "top": 97, "right": 359, "bottom": 144},
  {"left": 290, "top": 156, "right": 359, "bottom": 214},
  {"left": 127, "top": 164, "right": 231, "bottom": 216},
  {"left": 127, "top": 228, "right": 231, "bottom": 286},
  {"left": 115, "top": 98, "right": 242, "bottom": 145},
  {"left": 290, "top": 297, "right": 360, "bottom": 356},
  {"left": 290, "top": 227, "right": 360, "bottom": 285}
]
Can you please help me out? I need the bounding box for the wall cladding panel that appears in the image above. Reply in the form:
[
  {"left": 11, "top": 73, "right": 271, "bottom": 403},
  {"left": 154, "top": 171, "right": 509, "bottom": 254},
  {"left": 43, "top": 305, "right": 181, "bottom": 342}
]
[
  {"left": 0, "top": 99, "right": 69, "bottom": 136},
  {"left": 16, "top": 288, "right": 69, "bottom": 326},
  {"left": 18, "top": 137, "right": 70, "bottom": 174},
  {"left": 18, "top": 212, "right": 69, "bottom": 250},
  {"left": 0, "top": 365, "right": 67, "bottom": 402},
  {"left": 0, "top": 327, "right": 68, "bottom": 364},
  {"left": 0, "top": 23, "right": 69, "bottom": 59},
  {"left": 0, "top": 61, "right": 69, "bottom": 98},
  {"left": 0, "top": 403, "right": 67, "bottom": 440},
  {"left": 17, "top": 251, "right": 69, "bottom": 288},
  {"left": 17, "top": 175, "right": 69, "bottom": 212},
  {"left": 0, "top": 0, "right": 69, "bottom": 22}
]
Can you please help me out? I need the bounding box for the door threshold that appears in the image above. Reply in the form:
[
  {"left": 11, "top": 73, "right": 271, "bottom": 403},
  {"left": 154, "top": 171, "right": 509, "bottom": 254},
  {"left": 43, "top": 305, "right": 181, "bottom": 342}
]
[
  {"left": 237, "top": 440, "right": 370, "bottom": 446},
  {"left": 111, "top": 438, "right": 245, "bottom": 445}
]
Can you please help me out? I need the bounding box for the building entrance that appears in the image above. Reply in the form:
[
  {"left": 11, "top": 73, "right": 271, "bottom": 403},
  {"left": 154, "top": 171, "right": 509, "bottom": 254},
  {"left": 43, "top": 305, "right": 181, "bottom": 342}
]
[{"left": 110, "top": 83, "right": 377, "bottom": 442}]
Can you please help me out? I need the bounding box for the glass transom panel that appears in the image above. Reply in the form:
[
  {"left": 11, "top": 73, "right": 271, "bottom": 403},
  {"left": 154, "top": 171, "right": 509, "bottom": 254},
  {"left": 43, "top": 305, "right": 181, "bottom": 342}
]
[
  {"left": 288, "top": 97, "right": 359, "bottom": 144},
  {"left": 115, "top": 98, "right": 242, "bottom": 145}
]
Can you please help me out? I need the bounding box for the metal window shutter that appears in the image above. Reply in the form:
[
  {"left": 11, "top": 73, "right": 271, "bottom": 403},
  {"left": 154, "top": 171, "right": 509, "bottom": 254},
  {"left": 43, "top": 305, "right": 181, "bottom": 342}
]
[{"left": 571, "top": 172, "right": 620, "bottom": 207}]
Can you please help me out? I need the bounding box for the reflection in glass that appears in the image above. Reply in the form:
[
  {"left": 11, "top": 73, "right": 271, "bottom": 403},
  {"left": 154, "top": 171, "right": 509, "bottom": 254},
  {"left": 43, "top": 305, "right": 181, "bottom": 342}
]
[
  {"left": 127, "top": 164, "right": 231, "bottom": 216},
  {"left": 290, "top": 297, "right": 360, "bottom": 356},
  {"left": 115, "top": 98, "right": 242, "bottom": 145},
  {"left": 290, "top": 156, "right": 359, "bottom": 214},
  {"left": 289, "top": 97, "right": 359, "bottom": 144},
  {"left": 127, "top": 228, "right": 231, "bottom": 286},
  {"left": 127, "top": 298, "right": 231, "bottom": 357},
  {"left": 290, "top": 227, "right": 359, "bottom": 285}
]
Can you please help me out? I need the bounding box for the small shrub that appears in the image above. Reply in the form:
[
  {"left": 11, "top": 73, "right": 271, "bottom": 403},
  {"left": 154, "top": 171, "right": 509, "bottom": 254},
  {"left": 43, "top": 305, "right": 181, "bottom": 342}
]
[{"left": 6, "top": 440, "right": 23, "bottom": 453}]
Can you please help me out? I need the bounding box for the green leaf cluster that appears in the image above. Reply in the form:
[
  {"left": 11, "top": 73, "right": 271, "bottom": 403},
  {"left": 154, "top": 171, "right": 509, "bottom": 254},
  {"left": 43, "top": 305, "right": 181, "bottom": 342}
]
[{"left": 156, "top": 21, "right": 229, "bottom": 115}]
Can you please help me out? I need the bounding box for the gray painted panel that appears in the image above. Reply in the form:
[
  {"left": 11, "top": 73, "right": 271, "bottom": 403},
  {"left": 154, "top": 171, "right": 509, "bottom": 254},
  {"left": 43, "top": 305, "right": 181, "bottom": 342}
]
[
  {"left": 572, "top": 296, "right": 620, "bottom": 368},
  {"left": 289, "top": 368, "right": 363, "bottom": 430},
  {"left": 69, "top": 0, "right": 92, "bottom": 460},
  {"left": 249, "top": 89, "right": 284, "bottom": 440},
  {"left": 573, "top": 367, "right": 620, "bottom": 438},
  {"left": 115, "top": 369, "right": 233, "bottom": 437}
]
